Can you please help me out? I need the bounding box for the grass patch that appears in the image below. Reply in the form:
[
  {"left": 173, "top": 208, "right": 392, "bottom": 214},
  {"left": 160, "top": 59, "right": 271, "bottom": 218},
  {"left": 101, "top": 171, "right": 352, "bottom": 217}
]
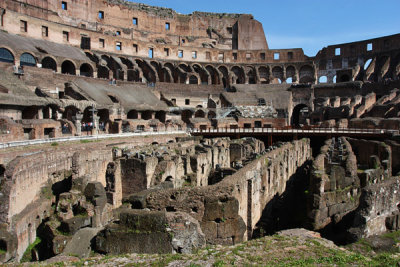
[
  {"left": 20, "top": 237, "right": 41, "bottom": 263},
  {"left": 51, "top": 142, "right": 59, "bottom": 146}
]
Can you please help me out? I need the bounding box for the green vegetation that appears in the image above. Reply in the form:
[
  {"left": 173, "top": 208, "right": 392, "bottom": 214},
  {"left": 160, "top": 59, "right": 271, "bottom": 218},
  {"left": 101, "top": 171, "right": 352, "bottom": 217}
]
[
  {"left": 51, "top": 142, "right": 59, "bottom": 146},
  {"left": 0, "top": 248, "right": 6, "bottom": 255},
  {"left": 42, "top": 230, "right": 400, "bottom": 266},
  {"left": 80, "top": 139, "right": 92, "bottom": 144},
  {"left": 20, "top": 237, "right": 42, "bottom": 263}
]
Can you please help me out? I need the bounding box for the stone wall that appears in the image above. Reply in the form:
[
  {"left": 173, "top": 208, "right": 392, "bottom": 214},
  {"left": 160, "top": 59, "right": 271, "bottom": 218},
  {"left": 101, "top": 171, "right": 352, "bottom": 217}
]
[
  {"left": 308, "top": 138, "right": 360, "bottom": 231},
  {"left": 130, "top": 139, "right": 311, "bottom": 245}
]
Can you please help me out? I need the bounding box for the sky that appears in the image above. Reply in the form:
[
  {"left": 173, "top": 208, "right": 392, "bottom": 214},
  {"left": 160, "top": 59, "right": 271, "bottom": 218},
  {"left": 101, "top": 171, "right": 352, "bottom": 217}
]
[{"left": 128, "top": 0, "right": 400, "bottom": 56}]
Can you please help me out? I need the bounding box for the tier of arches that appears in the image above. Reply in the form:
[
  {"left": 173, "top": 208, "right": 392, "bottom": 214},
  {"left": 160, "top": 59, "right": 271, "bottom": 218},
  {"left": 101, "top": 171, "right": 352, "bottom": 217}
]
[{"left": 1, "top": 47, "right": 399, "bottom": 86}]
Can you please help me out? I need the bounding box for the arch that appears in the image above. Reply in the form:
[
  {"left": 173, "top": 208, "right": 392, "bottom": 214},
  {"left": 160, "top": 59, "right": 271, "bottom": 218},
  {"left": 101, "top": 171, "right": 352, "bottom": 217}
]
[
  {"left": 194, "top": 64, "right": 209, "bottom": 85},
  {"left": 136, "top": 59, "right": 156, "bottom": 83},
  {"left": 80, "top": 63, "right": 93, "bottom": 77},
  {"left": 155, "top": 111, "right": 166, "bottom": 123},
  {"left": 127, "top": 110, "right": 138, "bottom": 119},
  {"left": 272, "top": 66, "right": 283, "bottom": 83},
  {"left": 189, "top": 75, "right": 198, "bottom": 84},
  {"left": 194, "top": 109, "right": 205, "bottom": 118},
  {"left": 231, "top": 66, "right": 245, "bottom": 84},
  {"left": 364, "top": 59, "right": 372, "bottom": 70},
  {"left": 181, "top": 110, "right": 193, "bottom": 123},
  {"left": 20, "top": 52, "right": 37, "bottom": 67},
  {"left": 319, "top": 76, "right": 328, "bottom": 83},
  {"left": 286, "top": 77, "right": 293, "bottom": 84},
  {"left": 206, "top": 65, "right": 220, "bottom": 85},
  {"left": 141, "top": 110, "right": 153, "bottom": 120},
  {"left": 333, "top": 75, "right": 337, "bottom": 83},
  {"left": 286, "top": 65, "right": 296, "bottom": 80},
  {"left": 0, "top": 48, "right": 14, "bottom": 63},
  {"left": 61, "top": 60, "right": 76, "bottom": 75},
  {"left": 258, "top": 66, "right": 269, "bottom": 84},
  {"left": 62, "top": 106, "right": 79, "bottom": 121},
  {"left": 218, "top": 65, "right": 229, "bottom": 87},
  {"left": 246, "top": 67, "right": 256, "bottom": 84},
  {"left": 292, "top": 104, "right": 309, "bottom": 127},
  {"left": 299, "top": 65, "right": 314, "bottom": 83},
  {"left": 97, "top": 65, "right": 110, "bottom": 79},
  {"left": 41, "top": 56, "right": 57, "bottom": 71}
]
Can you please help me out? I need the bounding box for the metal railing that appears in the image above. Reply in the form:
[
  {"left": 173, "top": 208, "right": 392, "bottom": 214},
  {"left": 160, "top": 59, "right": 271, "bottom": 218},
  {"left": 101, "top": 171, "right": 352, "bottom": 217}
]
[
  {"left": 0, "top": 130, "right": 187, "bottom": 149},
  {"left": 189, "top": 127, "right": 399, "bottom": 135}
]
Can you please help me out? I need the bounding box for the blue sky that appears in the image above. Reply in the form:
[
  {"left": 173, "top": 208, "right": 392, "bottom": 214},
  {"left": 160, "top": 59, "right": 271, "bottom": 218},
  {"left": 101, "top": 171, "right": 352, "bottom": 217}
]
[{"left": 130, "top": 0, "right": 400, "bottom": 56}]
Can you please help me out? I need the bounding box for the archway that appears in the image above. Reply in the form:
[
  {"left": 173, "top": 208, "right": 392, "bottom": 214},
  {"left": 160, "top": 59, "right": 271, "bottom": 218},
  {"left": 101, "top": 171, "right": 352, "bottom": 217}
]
[
  {"left": 80, "top": 63, "right": 93, "bottom": 77},
  {"left": 20, "top": 53, "right": 36, "bottom": 67},
  {"left": 195, "top": 109, "right": 205, "bottom": 118},
  {"left": 62, "top": 106, "right": 79, "bottom": 121},
  {"left": 127, "top": 110, "right": 138, "bottom": 119},
  {"left": 0, "top": 48, "right": 14, "bottom": 63},
  {"left": 41, "top": 57, "right": 57, "bottom": 71},
  {"left": 61, "top": 60, "right": 76, "bottom": 75},
  {"left": 258, "top": 66, "right": 269, "bottom": 84},
  {"left": 292, "top": 104, "right": 309, "bottom": 127},
  {"left": 189, "top": 75, "right": 198, "bottom": 84},
  {"left": 299, "top": 65, "right": 314, "bottom": 83}
]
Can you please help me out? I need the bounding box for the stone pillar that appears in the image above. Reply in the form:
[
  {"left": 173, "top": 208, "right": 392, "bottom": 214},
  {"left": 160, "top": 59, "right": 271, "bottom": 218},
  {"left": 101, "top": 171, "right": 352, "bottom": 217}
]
[
  {"left": 92, "top": 115, "right": 100, "bottom": 135},
  {"left": 137, "top": 112, "right": 142, "bottom": 119},
  {"left": 73, "top": 113, "right": 83, "bottom": 136},
  {"left": 151, "top": 112, "right": 155, "bottom": 120}
]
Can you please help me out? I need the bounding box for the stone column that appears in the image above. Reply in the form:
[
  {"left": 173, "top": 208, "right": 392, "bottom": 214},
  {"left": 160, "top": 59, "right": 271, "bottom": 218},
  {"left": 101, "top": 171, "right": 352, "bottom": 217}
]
[
  {"left": 73, "top": 113, "right": 83, "bottom": 136},
  {"left": 92, "top": 115, "right": 100, "bottom": 135}
]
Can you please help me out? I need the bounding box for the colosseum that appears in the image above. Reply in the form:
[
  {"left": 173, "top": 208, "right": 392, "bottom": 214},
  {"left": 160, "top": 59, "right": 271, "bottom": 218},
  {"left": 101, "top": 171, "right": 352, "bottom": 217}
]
[{"left": 0, "top": 0, "right": 399, "bottom": 264}]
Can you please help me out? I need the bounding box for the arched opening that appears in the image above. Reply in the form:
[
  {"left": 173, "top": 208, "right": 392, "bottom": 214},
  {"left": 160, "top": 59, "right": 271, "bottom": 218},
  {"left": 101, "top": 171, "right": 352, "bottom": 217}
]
[
  {"left": 292, "top": 104, "right": 309, "bottom": 127},
  {"left": 272, "top": 66, "right": 283, "bottom": 83},
  {"left": 20, "top": 53, "right": 36, "bottom": 67},
  {"left": 259, "top": 66, "right": 269, "bottom": 84},
  {"left": 97, "top": 109, "right": 109, "bottom": 131},
  {"left": 195, "top": 110, "right": 205, "bottom": 118},
  {"left": 97, "top": 66, "right": 109, "bottom": 79},
  {"left": 299, "top": 65, "right": 314, "bottom": 84},
  {"left": 189, "top": 75, "right": 198, "bottom": 84},
  {"left": 62, "top": 106, "right": 78, "bottom": 121},
  {"left": 80, "top": 63, "right": 93, "bottom": 77},
  {"left": 141, "top": 110, "right": 153, "bottom": 120},
  {"left": 82, "top": 107, "right": 93, "bottom": 124},
  {"left": 319, "top": 76, "right": 328, "bottom": 83},
  {"left": 333, "top": 75, "right": 337, "bottom": 83},
  {"left": 286, "top": 66, "right": 296, "bottom": 83},
  {"left": 364, "top": 59, "right": 372, "bottom": 70},
  {"left": 61, "top": 60, "right": 76, "bottom": 75},
  {"left": 22, "top": 106, "right": 40, "bottom": 119},
  {"left": 231, "top": 66, "right": 245, "bottom": 84},
  {"left": 206, "top": 66, "right": 220, "bottom": 85},
  {"left": 41, "top": 57, "right": 57, "bottom": 71},
  {"left": 181, "top": 110, "right": 193, "bottom": 123},
  {"left": 0, "top": 48, "right": 14, "bottom": 63},
  {"left": 127, "top": 110, "right": 138, "bottom": 119},
  {"left": 155, "top": 111, "right": 166, "bottom": 123}
]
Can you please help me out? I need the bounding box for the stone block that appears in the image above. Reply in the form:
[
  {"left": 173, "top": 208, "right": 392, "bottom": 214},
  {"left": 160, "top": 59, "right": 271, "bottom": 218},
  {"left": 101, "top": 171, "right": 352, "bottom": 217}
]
[
  {"left": 84, "top": 182, "right": 107, "bottom": 209},
  {"left": 59, "top": 216, "right": 91, "bottom": 235}
]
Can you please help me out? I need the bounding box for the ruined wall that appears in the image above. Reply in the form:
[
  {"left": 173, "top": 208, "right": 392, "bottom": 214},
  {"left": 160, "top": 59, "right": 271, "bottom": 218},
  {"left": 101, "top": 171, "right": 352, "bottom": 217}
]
[
  {"left": 136, "top": 139, "right": 311, "bottom": 245},
  {"left": 308, "top": 138, "right": 360, "bottom": 231}
]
